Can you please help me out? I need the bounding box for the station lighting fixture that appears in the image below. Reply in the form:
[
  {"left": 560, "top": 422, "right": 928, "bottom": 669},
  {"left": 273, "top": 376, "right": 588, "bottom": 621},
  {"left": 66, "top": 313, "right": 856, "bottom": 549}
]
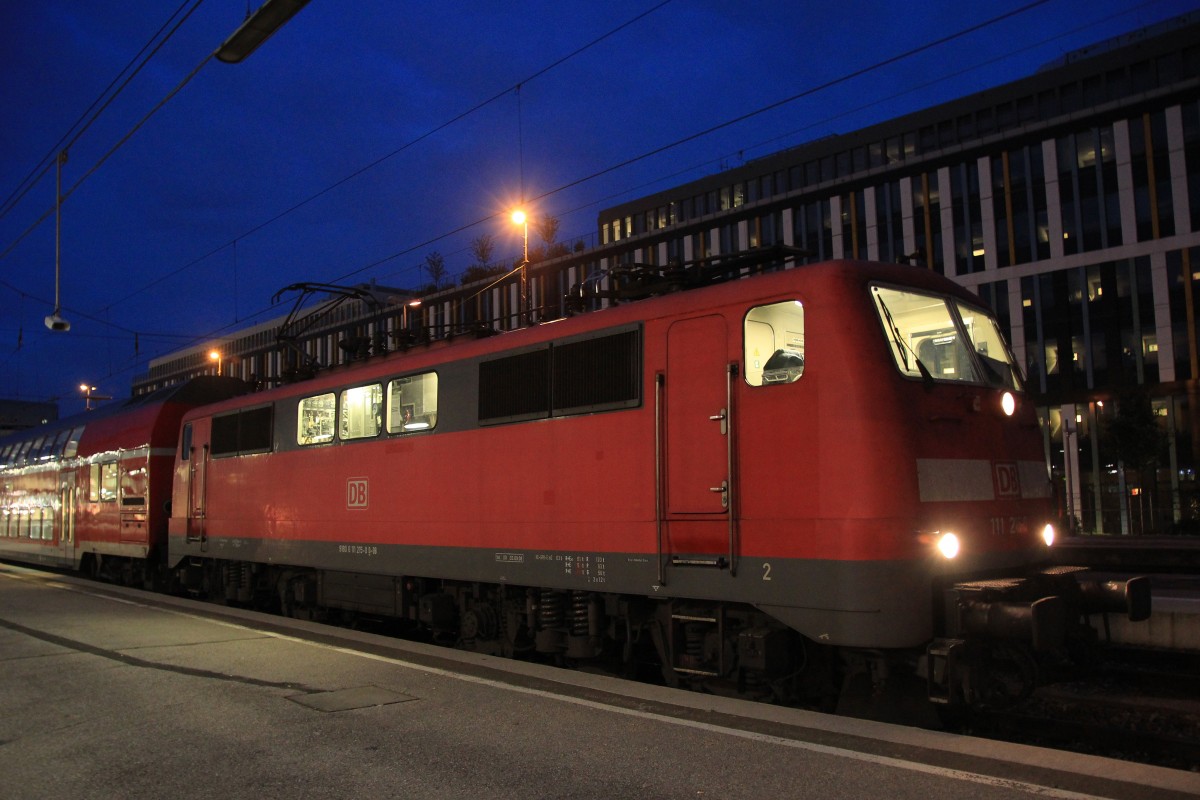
[
  {"left": 402, "top": 299, "right": 422, "bottom": 331},
  {"left": 215, "top": 0, "right": 312, "bottom": 64},
  {"left": 209, "top": 349, "right": 222, "bottom": 376},
  {"left": 80, "top": 384, "right": 111, "bottom": 412},
  {"left": 45, "top": 151, "right": 70, "bottom": 332}
]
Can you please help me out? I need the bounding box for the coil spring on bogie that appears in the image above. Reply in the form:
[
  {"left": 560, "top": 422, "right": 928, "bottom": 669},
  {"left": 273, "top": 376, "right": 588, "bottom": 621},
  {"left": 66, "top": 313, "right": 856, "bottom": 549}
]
[
  {"left": 570, "top": 591, "right": 590, "bottom": 636},
  {"left": 539, "top": 590, "right": 566, "bottom": 629}
]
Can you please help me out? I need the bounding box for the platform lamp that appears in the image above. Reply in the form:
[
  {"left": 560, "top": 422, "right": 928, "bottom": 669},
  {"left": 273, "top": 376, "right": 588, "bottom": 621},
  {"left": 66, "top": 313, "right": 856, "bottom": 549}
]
[
  {"left": 80, "top": 384, "right": 111, "bottom": 412},
  {"left": 44, "top": 151, "right": 70, "bottom": 332},
  {"left": 209, "top": 349, "right": 223, "bottom": 376},
  {"left": 511, "top": 209, "right": 529, "bottom": 326}
]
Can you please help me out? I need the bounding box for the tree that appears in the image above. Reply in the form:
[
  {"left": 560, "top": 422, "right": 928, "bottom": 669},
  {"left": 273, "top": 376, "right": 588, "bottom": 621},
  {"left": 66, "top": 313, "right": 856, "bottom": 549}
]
[
  {"left": 1104, "top": 389, "right": 1167, "bottom": 533},
  {"left": 469, "top": 234, "right": 495, "bottom": 270},
  {"left": 423, "top": 251, "right": 447, "bottom": 291},
  {"left": 534, "top": 214, "right": 560, "bottom": 247}
]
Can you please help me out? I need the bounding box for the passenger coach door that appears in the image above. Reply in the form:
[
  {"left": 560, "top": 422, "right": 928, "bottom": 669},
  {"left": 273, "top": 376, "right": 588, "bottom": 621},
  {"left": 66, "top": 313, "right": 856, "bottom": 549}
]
[
  {"left": 57, "top": 472, "right": 76, "bottom": 562},
  {"left": 186, "top": 432, "right": 209, "bottom": 547},
  {"left": 663, "top": 315, "right": 737, "bottom": 572}
]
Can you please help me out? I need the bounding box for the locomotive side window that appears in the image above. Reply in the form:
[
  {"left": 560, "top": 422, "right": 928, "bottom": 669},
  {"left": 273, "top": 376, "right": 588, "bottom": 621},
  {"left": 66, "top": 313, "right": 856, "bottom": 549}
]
[
  {"left": 211, "top": 414, "right": 240, "bottom": 455},
  {"left": 552, "top": 329, "right": 641, "bottom": 414},
  {"left": 479, "top": 348, "right": 550, "bottom": 424},
  {"left": 340, "top": 384, "right": 383, "bottom": 440},
  {"left": 298, "top": 393, "right": 336, "bottom": 445},
  {"left": 387, "top": 373, "right": 438, "bottom": 434},
  {"left": 744, "top": 301, "right": 805, "bottom": 386},
  {"left": 212, "top": 406, "right": 275, "bottom": 456}
]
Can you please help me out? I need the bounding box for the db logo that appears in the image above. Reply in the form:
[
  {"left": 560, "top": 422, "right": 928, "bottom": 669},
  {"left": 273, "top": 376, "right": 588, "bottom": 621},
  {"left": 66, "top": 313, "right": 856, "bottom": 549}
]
[
  {"left": 993, "top": 462, "right": 1020, "bottom": 498},
  {"left": 346, "top": 477, "right": 369, "bottom": 509}
]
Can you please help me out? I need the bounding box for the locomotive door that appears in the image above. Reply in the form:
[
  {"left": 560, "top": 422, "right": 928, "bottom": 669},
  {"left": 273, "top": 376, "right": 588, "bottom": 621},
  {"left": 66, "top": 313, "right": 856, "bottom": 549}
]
[{"left": 663, "top": 315, "right": 737, "bottom": 573}]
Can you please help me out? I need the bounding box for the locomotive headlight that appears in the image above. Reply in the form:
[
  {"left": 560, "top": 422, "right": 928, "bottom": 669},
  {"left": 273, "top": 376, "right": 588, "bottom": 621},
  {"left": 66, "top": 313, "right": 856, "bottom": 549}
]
[
  {"left": 937, "top": 532, "right": 960, "bottom": 559},
  {"left": 1041, "top": 523, "right": 1056, "bottom": 547},
  {"left": 1001, "top": 391, "right": 1016, "bottom": 416}
]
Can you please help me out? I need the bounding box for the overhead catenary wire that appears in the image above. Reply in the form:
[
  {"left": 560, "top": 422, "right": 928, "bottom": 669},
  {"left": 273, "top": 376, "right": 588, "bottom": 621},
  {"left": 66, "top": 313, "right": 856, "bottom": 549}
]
[
  {"left": 0, "top": 0, "right": 207, "bottom": 222},
  {"left": 0, "top": 0, "right": 1152, "bottom": 399},
  {"left": 0, "top": 0, "right": 1073, "bottom": 387}
]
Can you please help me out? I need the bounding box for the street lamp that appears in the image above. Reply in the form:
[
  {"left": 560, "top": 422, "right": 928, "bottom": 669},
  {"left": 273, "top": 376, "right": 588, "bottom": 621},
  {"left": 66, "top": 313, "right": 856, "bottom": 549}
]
[
  {"left": 80, "top": 384, "right": 111, "bottom": 412},
  {"left": 209, "top": 349, "right": 222, "bottom": 376},
  {"left": 402, "top": 299, "right": 422, "bottom": 331},
  {"left": 216, "top": 0, "right": 312, "bottom": 63},
  {"left": 511, "top": 209, "right": 528, "bottom": 326}
]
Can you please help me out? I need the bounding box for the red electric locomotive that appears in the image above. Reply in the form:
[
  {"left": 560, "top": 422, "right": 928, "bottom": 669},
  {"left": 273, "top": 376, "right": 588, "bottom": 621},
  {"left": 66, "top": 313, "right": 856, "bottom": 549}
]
[
  {"left": 0, "top": 377, "right": 245, "bottom": 581},
  {"left": 163, "top": 257, "right": 1146, "bottom": 708}
]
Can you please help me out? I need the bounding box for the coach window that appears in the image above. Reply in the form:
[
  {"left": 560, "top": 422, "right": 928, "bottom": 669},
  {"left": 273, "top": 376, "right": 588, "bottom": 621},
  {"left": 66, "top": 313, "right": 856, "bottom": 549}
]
[
  {"left": 63, "top": 426, "right": 84, "bottom": 458},
  {"left": 101, "top": 461, "right": 118, "bottom": 501},
  {"left": 387, "top": 372, "right": 438, "bottom": 433},
  {"left": 50, "top": 428, "right": 71, "bottom": 461},
  {"left": 340, "top": 384, "right": 382, "bottom": 440},
  {"left": 297, "top": 393, "right": 336, "bottom": 445},
  {"left": 744, "top": 301, "right": 805, "bottom": 386}
]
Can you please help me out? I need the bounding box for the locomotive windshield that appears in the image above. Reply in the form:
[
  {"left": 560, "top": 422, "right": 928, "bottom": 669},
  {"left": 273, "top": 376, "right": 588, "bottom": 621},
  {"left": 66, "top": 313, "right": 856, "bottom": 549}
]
[{"left": 871, "top": 285, "right": 1022, "bottom": 390}]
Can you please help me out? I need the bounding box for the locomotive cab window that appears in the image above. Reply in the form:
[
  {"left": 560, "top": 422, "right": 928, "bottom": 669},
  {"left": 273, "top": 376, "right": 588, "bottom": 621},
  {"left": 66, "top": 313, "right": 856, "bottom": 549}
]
[
  {"left": 387, "top": 373, "right": 438, "bottom": 433},
  {"left": 340, "top": 384, "right": 383, "bottom": 440},
  {"left": 871, "top": 285, "right": 1021, "bottom": 388},
  {"left": 298, "top": 393, "right": 336, "bottom": 445},
  {"left": 744, "top": 301, "right": 805, "bottom": 386}
]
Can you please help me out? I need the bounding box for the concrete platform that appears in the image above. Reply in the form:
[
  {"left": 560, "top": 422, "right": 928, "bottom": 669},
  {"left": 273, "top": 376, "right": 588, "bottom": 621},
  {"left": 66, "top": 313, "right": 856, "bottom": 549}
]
[{"left": 1, "top": 562, "right": 1197, "bottom": 800}]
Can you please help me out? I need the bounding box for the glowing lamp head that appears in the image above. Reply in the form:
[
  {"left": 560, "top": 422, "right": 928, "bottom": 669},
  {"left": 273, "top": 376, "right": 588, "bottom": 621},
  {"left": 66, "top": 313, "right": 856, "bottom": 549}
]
[
  {"left": 511, "top": 210, "right": 527, "bottom": 225},
  {"left": 1041, "top": 523, "right": 1056, "bottom": 547},
  {"left": 1001, "top": 391, "right": 1016, "bottom": 416},
  {"left": 937, "top": 532, "right": 960, "bottom": 559}
]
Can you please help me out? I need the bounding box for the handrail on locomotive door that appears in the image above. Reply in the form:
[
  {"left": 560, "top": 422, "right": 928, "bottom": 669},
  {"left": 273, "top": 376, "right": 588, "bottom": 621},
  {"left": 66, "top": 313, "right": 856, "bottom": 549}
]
[
  {"left": 724, "top": 362, "right": 739, "bottom": 577},
  {"left": 655, "top": 372, "right": 665, "bottom": 587}
]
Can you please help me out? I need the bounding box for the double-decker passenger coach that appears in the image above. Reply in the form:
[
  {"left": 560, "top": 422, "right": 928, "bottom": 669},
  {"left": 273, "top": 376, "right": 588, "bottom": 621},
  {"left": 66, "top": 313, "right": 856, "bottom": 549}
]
[{"left": 0, "top": 378, "right": 245, "bottom": 582}]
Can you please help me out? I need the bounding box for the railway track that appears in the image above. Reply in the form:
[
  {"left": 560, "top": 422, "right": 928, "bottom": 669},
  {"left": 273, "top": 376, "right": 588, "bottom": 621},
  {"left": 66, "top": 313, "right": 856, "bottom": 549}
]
[{"left": 962, "top": 649, "right": 1200, "bottom": 771}]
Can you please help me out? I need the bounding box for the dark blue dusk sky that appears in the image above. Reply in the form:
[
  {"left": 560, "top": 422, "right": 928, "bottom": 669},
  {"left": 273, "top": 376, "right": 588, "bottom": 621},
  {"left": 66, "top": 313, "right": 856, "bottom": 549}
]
[{"left": 2, "top": 0, "right": 1197, "bottom": 412}]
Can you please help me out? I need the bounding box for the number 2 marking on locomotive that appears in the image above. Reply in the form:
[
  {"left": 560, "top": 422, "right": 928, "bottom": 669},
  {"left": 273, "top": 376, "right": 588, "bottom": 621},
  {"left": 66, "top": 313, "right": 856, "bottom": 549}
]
[{"left": 761, "top": 562, "right": 772, "bottom": 581}]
